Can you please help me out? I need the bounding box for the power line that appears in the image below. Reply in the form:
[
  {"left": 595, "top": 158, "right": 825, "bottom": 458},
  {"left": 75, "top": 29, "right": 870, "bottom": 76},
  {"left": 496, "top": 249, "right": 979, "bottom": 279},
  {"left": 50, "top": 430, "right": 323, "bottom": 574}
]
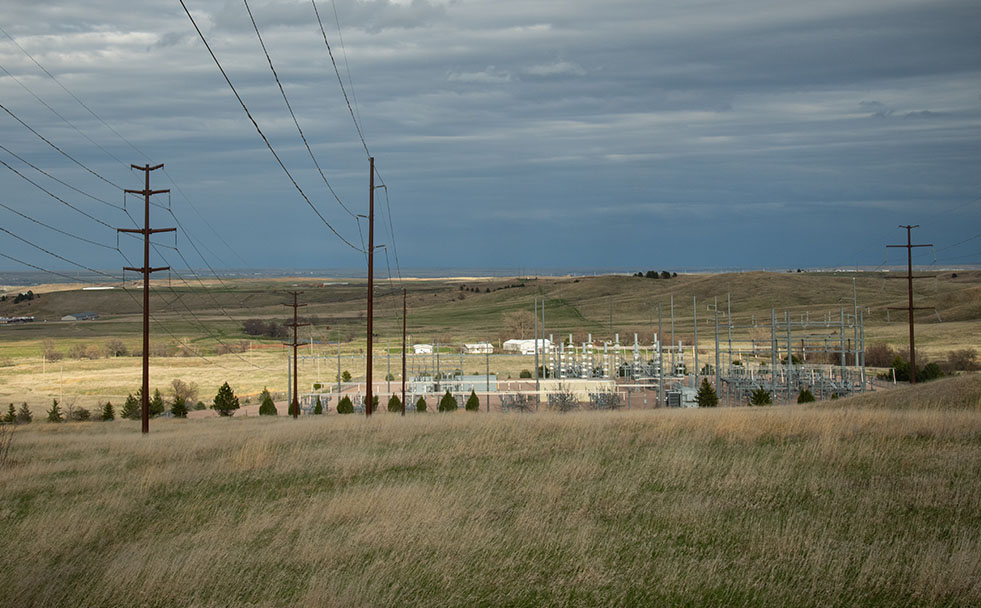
[
  {"left": 0, "top": 143, "right": 122, "bottom": 210},
  {"left": 0, "top": 27, "right": 250, "bottom": 268},
  {"left": 243, "top": 0, "right": 359, "bottom": 219},
  {"left": 0, "top": 102, "right": 123, "bottom": 190},
  {"left": 0, "top": 201, "right": 117, "bottom": 251},
  {"left": 0, "top": 24, "right": 146, "bottom": 162},
  {"left": 0, "top": 157, "right": 121, "bottom": 230},
  {"left": 0, "top": 224, "right": 120, "bottom": 280},
  {"left": 312, "top": 0, "right": 369, "bottom": 157},
  {"left": 179, "top": 0, "right": 365, "bottom": 253},
  {"left": 0, "top": 61, "right": 128, "bottom": 167}
]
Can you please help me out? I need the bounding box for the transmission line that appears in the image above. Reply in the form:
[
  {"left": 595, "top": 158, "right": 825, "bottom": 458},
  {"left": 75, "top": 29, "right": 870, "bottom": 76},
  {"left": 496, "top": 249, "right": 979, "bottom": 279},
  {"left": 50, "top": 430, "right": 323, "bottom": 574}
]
[
  {"left": 243, "top": 0, "right": 359, "bottom": 219},
  {"left": 0, "top": 102, "right": 122, "bottom": 190},
  {"left": 179, "top": 0, "right": 365, "bottom": 253},
  {"left": 312, "top": 0, "right": 370, "bottom": 157}
]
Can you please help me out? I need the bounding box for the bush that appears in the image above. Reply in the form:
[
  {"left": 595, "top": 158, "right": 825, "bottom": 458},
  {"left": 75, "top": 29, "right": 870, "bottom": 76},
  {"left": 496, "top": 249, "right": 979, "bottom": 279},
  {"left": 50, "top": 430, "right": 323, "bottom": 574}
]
[
  {"left": 749, "top": 386, "right": 772, "bottom": 406},
  {"left": 16, "top": 403, "right": 33, "bottom": 424},
  {"left": 313, "top": 396, "right": 323, "bottom": 415},
  {"left": 438, "top": 390, "right": 458, "bottom": 413},
  {"left": 465, "top": 389, "right": 480, "bottom": 412},
  {"left": 519, "top": 369, "right": 532, "bottom": 379},
  {"left": 258, "top": 388, "right": 277, "bottom": 416},
  {"left": 865, "top": 343, "right": 897, "bottom": 367},
  {"left": 946, "top": 348, "right": 979, "bottom": 372},
  {"left": 70, "top": 407, "right": 91, "bottom": 421},
  {"left": 149, "top": 389, "right": 165, "bottom": 418},
  {"left": 388, "top": 394, "right": 402, "bottom": 413},
  {"left": 104, "top": 339, "right": 128, "bottom": 357},
  {"left": 121, "top": 393, "right": 140, "bottom": 420},
  {"left": 46, "top": 399, "right": 63, "bottom": 423},
  {"left": 342, "top": 371, "right": 352, "bottom": 382},
  {"left": 170, "top": 396, "right": 188, "bottom": 418},
  {"left": 696, "top": 378, "right": 719, "bottom": 407},
  {"left": 101, "top": 401, "right": 115, "bottom": 421},
  {"left": 797, "top": 388, "right": 816, "bottom": 404},
  {"left": 337, "top": 395, "right": 354, "bottom": 414},
  {"left": 194, "top": 401, "right": 206, "bottom": 411},
  {"left": 415, "top": 396, "right": 427, "bottom": 413},
  {"left": 211, "top": 382, "right": 240, "bottom": 416}
]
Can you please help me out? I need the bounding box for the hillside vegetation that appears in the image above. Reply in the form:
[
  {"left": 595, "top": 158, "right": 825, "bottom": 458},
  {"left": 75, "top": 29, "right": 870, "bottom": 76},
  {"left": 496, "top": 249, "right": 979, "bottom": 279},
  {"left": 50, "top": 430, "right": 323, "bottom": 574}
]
[{"left": 2, "top": 387, "right": 980, "bottom": 606}]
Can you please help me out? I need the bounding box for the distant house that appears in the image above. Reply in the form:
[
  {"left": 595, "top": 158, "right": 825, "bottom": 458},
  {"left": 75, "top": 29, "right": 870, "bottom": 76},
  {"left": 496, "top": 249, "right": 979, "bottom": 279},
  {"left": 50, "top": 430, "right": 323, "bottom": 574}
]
[
  {"left": 0, "top": 316, "right": 35, "bottom": 325},
  {"left": 62, "top": 312, "right": 98, "bottom": 321},
  {"left": 413, "top": 344, "right": 433, "bottom": 355},
  {"left": 463, "top": 342, "right": 494, "bottom": 354},
  {"left": 502, "top": 339, "right": 551, "bottom": 355}
]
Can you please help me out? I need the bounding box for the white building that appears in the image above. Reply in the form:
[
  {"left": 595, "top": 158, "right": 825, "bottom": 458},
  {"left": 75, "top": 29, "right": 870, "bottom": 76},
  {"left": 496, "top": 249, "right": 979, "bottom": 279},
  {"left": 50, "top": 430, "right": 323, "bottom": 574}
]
[
  {"left": 502, "top": 338, "right": 551, "bottom": 355},
  {"left": 412, "top": 344, "right": 433, "bottom": 355},
  {"left": 463, "top": 342, "right": 493, "bottom": 354}
]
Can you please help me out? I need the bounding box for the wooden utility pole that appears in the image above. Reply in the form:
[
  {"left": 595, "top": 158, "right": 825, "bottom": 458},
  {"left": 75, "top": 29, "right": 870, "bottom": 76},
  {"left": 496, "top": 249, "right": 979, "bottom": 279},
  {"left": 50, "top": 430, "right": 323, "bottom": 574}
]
[
  {"left": 887, "top": 225, "right": 932, "bottom": 384},
  {"left": 366, "top": 157, "right": 375, "bottom": 416},
  {"left": 401, "top": 288, "right": 407, "bottom": 416},
  {"left": 284, "top": 291, "right": 308, "bottom": 417},
  {"left": 118, "top": 163, "right": 173, "bottom": 435}
]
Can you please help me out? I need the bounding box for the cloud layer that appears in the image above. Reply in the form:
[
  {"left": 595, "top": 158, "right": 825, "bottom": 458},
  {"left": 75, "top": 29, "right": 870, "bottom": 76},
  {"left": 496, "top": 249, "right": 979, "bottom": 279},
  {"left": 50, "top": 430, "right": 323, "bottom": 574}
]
[{"left": 1, "top": 0, "right": 979, "bottom": 273}]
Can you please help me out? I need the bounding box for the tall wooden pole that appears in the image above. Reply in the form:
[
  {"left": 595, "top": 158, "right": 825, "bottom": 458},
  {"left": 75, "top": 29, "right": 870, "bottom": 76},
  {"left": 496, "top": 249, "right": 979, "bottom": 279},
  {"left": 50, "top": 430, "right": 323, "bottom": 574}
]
[
  {"left": 401, "top": 288, "right": 407, "bottom": 416},
  {"left": 284, "top": 291, "right": 308, "bottom": 418},
  {"left": 887, "top": 225, "right": 932, "bottom": 385},
  {"left": 119, "top": 164, "right": 173, "bottom": 435},
  {"left": 366, "top": 157, "right": 375, "bottom": 416}
]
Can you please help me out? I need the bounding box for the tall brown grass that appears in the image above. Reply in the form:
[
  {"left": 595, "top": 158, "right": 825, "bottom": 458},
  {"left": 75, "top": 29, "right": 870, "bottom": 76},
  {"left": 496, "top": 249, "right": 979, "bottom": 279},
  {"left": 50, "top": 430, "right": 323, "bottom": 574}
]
[{"left": 1, "top": 399, "right": 980, "bottom": 606}]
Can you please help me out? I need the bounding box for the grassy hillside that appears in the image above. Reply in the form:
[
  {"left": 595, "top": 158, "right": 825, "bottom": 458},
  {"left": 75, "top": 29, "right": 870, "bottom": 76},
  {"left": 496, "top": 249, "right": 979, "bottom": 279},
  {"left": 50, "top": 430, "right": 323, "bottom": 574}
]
[
  {"left": 2, "top": 395, "right": 980, "bottom": 607},
  {"left": 1, "top": 271, "right": 978, "bottom": 411}
]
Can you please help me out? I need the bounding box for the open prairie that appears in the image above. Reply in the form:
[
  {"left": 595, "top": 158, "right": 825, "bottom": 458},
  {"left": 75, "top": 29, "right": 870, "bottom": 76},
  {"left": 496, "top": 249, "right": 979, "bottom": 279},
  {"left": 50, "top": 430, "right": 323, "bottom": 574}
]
[
  {"left": 1, "top": 374, "right": 980, "bottom": 607},
  {"left": 2, "top": 270, "right": 979, "bottom": 412}
]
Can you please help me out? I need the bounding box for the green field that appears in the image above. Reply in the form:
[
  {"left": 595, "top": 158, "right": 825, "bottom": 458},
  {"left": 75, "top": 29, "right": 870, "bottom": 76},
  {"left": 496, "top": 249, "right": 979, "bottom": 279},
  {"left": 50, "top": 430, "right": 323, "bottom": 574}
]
[{"left": 1, "top": 374, "right": 979, "bottom": 607}]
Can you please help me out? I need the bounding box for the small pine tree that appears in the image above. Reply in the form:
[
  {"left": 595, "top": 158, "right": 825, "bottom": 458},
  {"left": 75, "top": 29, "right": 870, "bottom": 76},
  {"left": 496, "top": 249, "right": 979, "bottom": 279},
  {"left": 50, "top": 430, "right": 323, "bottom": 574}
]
[
  {"left": 696, "top": 378, "right": 719, "bottom": 407},
  {"left": 211, "top": 382, "right": 240, "bottom": 416},
  {"left": 313, "top": 396, "right": 323, "bottom": 415},
  {"left": 465, "top": 389, "right": 480, "bottom": 412},
  {"left": 750, "top": 386, "right": 772, "bottom": 406},
  {"left": 797, "top": 388, "right": 816, "bottom": 404},
  {"left": 438, "top": 390, "right": 458, "bottom": 413},
  {"left": 16, "top": 403, "right": 32, "bottom": 423},
  {"left": 149, "top": 389, "right": 165, "bottom": 417},
  {"left": 341, "top": 370, "right": 352, "bottom": 382},
  {"left": 170, "top": 396, "right": 188, "bottom": 418},
  {"left": 121, "top": 393, "right": 140, "bottom": 420},
  {"left": 258, "top": 388, "right": 277, "bottom": 416},
  {"left": 337, "top": 395, "right": 354, "bottom": 414},
  {"left": 46, "top": 399, "right": 63, "bottom": 423},
  {"left": 415, "top": 396, "right": 427, "bottom": 413},
  {"left": 388, "top": 394, "right": 401, "bottom": 413},
  {"left": 3, "top": 404, "right": 15, "bottom": 424},
  {"left": 101, "top": 401, "right": 115, "bottom": 421}
]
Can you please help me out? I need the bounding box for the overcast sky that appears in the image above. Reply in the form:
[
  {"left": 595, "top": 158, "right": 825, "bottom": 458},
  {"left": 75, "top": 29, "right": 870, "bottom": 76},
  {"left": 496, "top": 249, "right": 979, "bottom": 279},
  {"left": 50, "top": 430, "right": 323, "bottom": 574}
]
[{"left": 1, "top": 0, "right": 979, "bottom": 276}]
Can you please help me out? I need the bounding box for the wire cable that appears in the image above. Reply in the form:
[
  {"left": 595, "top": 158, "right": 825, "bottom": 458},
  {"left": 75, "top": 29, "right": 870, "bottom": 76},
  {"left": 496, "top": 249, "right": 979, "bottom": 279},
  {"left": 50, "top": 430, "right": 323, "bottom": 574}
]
[
  {"left": 0, "top": 102, "right": 123, "bottom": 190},
  {"left": 312, "top": 0, "right": 369, "bottom": 157},
  {"left": 179, "top": 0, "right": 365, "bottom": 253},
  {"left": 243, "top": 0, "right": 359, "bottom": 219}
]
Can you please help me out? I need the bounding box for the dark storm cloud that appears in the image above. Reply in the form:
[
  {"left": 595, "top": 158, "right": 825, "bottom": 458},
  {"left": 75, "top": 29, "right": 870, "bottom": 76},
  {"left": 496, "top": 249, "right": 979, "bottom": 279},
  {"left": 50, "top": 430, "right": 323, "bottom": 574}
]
[{"left": 1, "top": 0, "right": 979, "bottom": 273}]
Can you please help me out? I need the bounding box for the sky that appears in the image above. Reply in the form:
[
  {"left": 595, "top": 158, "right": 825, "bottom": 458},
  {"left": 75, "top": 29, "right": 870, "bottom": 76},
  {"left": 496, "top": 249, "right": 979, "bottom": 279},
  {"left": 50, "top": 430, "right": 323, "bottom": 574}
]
[{"left": 0, "top": 0, "right": 979, "bottom": 277}]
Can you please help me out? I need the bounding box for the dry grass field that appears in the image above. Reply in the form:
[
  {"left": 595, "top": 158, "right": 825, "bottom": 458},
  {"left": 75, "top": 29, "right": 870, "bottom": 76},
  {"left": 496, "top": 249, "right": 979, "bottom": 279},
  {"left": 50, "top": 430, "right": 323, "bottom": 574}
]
[
  {"left": 1, "top": 374, "right": 980, "bottom": 607},
  {"left": 2, "top": 270, "right": 980, "bottom": 411}
]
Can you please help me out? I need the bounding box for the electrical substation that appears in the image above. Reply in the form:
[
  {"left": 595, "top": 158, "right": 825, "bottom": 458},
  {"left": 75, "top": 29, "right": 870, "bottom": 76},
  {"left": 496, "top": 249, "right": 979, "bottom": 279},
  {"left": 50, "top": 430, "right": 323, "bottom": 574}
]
[{"left": 290, "top": 291, "right": 886, "bottom": 413}]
